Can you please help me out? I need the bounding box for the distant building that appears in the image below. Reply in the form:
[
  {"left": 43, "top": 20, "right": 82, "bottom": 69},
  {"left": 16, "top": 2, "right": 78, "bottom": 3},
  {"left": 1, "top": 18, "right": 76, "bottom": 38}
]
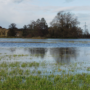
[
  {"left": 0, "top": 27, "right": 9, "bottom": 37},
  {"left": 15, "top": 29, "right": 23, "bottom": 37},
  {"left": 0, "top": 26, "right": 23, "bottom": 37}
]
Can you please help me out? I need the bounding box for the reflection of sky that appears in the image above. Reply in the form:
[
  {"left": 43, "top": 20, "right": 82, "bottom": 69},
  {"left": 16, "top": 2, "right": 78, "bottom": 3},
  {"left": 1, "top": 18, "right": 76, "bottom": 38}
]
[
  {"left": 0, "top": 38, "right": 90, "bottom": 74},
  {"left": 0, "top": 47, "right": 90, "bottom": 64},
  {"left": 0, "top": 39, "right": 90, "bottom": 48},
  {"left": 0, "top": 46, "right": 90, "bottom": 74}
]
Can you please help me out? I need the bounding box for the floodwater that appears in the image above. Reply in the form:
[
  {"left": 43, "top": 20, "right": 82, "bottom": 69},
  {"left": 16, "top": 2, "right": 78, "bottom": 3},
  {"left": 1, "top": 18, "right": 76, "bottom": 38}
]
[{"left": 0, "top": 38, "right": 90, "bottom": 75}]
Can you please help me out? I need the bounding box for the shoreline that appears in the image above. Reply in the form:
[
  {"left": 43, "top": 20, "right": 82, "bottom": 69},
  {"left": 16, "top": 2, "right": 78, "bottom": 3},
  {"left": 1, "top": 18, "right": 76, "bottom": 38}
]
[{"left": 0, "top": 37, "right": 89, "bottom": 39}]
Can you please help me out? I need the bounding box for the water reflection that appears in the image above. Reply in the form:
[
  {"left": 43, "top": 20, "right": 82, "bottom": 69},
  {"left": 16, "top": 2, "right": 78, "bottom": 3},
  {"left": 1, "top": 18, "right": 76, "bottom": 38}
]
[
  {"left": 7, "top": 47, "right": 78, "bottom": 65},
  {"left": 50, "top": 48, "right": 78, "bottom": 64},
  {"left": 10, "top": 48, "right": 16, "bottom": 52},
  {"left": 28, "top": 48, "right": 47, "bottom": 58}
]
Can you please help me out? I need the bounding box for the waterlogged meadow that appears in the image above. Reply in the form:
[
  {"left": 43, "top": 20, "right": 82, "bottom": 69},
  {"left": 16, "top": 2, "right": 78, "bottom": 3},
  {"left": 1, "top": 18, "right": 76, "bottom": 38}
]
[{"left": 0, "top": 38, "right": 90, "bottom": 89}]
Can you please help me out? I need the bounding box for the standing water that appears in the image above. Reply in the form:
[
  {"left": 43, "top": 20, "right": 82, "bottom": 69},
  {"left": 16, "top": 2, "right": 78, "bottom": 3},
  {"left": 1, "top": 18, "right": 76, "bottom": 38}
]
[
  {"left": 1, "top": 38, "right": 90, "bottom": 89},
  {"left": 0, "top": 38, "right": 90, "bottom": 75}
]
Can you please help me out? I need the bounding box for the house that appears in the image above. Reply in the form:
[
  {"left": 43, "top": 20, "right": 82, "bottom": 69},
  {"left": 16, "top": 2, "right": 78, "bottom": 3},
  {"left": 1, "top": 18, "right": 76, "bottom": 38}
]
[
  {"left": 0, "top": 26, "right": 9, "bottom": 37},
  {"left": 15, "top": 29, "right": 23, "bottom": 37},
  {"left": 0, "top": 26, "right": 24, "bottom": 37}
]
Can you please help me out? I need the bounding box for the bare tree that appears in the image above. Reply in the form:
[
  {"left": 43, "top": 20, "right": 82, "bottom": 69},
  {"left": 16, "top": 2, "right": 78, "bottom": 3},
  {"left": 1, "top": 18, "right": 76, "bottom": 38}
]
[
  {"left": 23, "top": 25, "right": 27, "bottom": 30},
  {"left": 50, "top": 11, "right": 80, "bottom": 28},
  {"left": 8, "top": 23, "right": 17, "bottom": 36},
  {"left": 9, "top": 23, "right": 17, "bottom": 29}
]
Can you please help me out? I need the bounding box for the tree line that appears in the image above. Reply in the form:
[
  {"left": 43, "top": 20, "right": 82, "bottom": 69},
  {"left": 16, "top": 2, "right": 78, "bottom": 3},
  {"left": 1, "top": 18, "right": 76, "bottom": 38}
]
[{"left": 8, "top": 11, "right": 90, "bottom": 38}]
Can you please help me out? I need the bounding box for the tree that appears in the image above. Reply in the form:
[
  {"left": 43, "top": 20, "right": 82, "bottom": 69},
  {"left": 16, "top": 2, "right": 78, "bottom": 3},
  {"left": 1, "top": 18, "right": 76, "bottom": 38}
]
[
  {"left": 40, "top": 18, "right": 48, "bottom": 30},
  {"left": 8, "top": 23, "right": 17, "bottom": 36},
  {"left": 36, "top": 19, "right": 41, "bottom": 25},
  {"left": 50, "top": 11, "right": 81, "bottom": 38},
  {"left": 50, "top": 11, "right": 80, "bottom": 28},
  {"left": 39, "top": 18, "right": 48, "bottom": 36},
  {"left": 9, "top": 23, "right": 16, "bottom": 29},
  {"left": 27, "top": 18, "right": 48, "bottom": 37},
  {"left": 22, "top": 25, "right": 28, "bottom": 37},
  {"left": 28, "top": 21, "right": 36, "bottom": 30},
  {"left": 23, "top": 25, "right": 27, "bottom": 30}
]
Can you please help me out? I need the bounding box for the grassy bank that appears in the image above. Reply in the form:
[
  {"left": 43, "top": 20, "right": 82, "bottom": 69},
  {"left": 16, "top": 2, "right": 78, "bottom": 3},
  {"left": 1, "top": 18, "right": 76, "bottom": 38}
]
[
  {"left": 0, "top": 36, "right": 46, "bottom": 39},
  {"left": 0, "top": 36, "right": 83, "bottom": 39}
]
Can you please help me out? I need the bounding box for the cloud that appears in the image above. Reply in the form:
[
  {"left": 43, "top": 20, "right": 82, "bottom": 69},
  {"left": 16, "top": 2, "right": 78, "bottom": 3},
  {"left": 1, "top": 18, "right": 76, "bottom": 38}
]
[
  {"left": 0, "top": 0, "right": 90, "bottom": 31},
  {"left": 0, "top": 0, "right": 25, "bottom": 4},
  {"left": 65, "top": 0, "right": 74, "bottom": 3},
  {"left": 13, "top": 0, "right": 24, "bottom": 3},
  {"left": 72, "top": 6, "right": 90, "bottom": 12},
  {"left": 76, "top": 13, "right": 90, "bottom": 31},
  {"left": 50, "top": 6, "right": 90, "bottom": 13}
]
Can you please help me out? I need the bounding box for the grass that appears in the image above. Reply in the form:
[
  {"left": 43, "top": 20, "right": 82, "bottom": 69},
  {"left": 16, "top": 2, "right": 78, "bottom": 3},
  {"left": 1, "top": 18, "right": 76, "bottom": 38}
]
[
  {"left": 0, "top": 54, "right": 90, "bottom": 89},
  {"left": 40, "top": 61, "right": 46, "bottom": 67},
  {"left": 37, "top": 70, "right": 41, "bottom": 74},
  {"left": 0, "top": 61, "right": 90, "bottom": 90},
  {"left": 0, "top": 69, "right": 8, "bottom": 77},
  {"left": 24, "top": 69, "right": 30, "bottom": 75},
  {"left": 0, "top": 73, "right": 90, "bottom": 90},
  {"left": 32, "top": 70, "right": 36, "bottom": 74},
  {"left": 21, "top": 63, "right": 28, "bottom": 67},
  {"left": 0, "top": 62, "right": 8, "bottom": 67},
  {"left": 9, "top": 68, "right": 24, "bottom": 75},
  {"left": 87, "top": 67, "right": 90, "bottom": 71},
  {"left": 21, "top": 62, "right": 39, "bottom": 68},
  {"left": 28, "top": 62, "right": 39, "bottom": 67},
  {"left": 9, "top": 62, "right": 20, "bottom": 67}
]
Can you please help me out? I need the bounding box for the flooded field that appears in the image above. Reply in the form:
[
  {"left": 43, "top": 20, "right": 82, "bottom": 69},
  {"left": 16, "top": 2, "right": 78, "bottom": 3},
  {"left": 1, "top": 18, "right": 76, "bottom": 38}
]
[{"left": 0, "top": 38, "right": 90, "bottom": 89}]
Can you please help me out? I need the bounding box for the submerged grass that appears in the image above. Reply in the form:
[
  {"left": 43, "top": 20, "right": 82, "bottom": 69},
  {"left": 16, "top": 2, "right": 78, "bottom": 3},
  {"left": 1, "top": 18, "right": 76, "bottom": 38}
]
[
  {"left": 9, "top": 68, "right": 24, "bottom": 75},
  {"left": 0, "top": 62, "right": 8, "bottom": 67},
  {"left": 37, "top": 70, "right": 41, "bottom": 74},
  {"left": 87, "top": 67, "right": 90, "bottom": 71},
  {"left": 9, "top": 62, "right": 20, "bottom": 67},
  {"left": 0, "top": 69, "right": 90, "bottom": 89},
  {"left": 28, "top": 62, "right": 39, "bottom": 67},
  {"left": 0, "top": 56, "right": 90, "bottom": 89},
  {"left": 21, "top": 63, "right": 28, "bottom": 67},
  {"left": 21, "top": 62, "right": 39, "bottom": 68}
]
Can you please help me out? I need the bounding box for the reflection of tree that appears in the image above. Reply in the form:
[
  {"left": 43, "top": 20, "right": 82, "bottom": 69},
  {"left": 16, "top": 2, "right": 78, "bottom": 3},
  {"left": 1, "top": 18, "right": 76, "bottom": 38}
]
[
  {"left": 50, "top": 48, "right": 78, "bottom": 64},
  {"left": 10, "top": 48, "right": 16, "bottom": 52},
  {"left": 28, "top": 48, "right": 47, "bottom": 58}
]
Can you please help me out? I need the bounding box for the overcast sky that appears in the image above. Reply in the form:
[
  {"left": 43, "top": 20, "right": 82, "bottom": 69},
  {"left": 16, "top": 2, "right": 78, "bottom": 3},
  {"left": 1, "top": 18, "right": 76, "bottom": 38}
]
[{"left": 0, "top": 0, "right": 90, "bottom": 32}]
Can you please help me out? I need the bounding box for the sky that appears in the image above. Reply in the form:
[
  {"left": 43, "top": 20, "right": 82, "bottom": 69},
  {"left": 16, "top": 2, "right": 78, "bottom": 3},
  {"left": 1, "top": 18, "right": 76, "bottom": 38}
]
[{"left": 0, "top": 0, "right": 90, "bottom": 32}]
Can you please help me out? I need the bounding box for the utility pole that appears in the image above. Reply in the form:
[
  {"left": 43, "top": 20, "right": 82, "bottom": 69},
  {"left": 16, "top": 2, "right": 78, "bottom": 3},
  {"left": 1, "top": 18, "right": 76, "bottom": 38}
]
[
  {"left": 84, "top": 22, "right": 88, "bottom": 34},
  {"left": 84, "top": 22, "right": 87, "bottom": 31}
]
